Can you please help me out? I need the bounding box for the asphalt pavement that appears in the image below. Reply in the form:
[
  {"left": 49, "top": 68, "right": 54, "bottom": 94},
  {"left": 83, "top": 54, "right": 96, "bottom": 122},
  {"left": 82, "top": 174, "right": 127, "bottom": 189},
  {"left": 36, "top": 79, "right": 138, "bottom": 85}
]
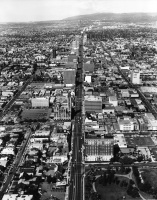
[{"left": 69, "top": 37, "right": 84, "bottom": 200}]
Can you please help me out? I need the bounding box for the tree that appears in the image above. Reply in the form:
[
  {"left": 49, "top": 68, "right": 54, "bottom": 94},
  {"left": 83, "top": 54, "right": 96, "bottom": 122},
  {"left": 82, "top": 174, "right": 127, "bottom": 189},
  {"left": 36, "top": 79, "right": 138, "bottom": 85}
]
[
  {"left": 2, "top": 134, "right": 10, "bottom": 144},
  {"left": 113, "top": 144, "right": 120, "bottom": 157},
  {"left": 137, "top": 155, "right": 143, "bottom": 162},
  {"left": 47, "top": 176, "right": 52, "bottom": 183},
  {"left": 119, "top": 156, "right": 134, "bottom": 165},
  {"left": 103, "top": 172, "right": 107, "bottom": 186},
  {"left": 131, "top": 188, "right": 140, "bottom": 198},
  {"left": 120, "top": 181, "right": 124, "bottom": 187},
  {"left": 140, "top": 181, "right": 152, "bottom": 192},
  {"left": 120, "top": 165, "right": 125, "bottom": 173},
  {"left": 37, "top": 150, "right": 43, "bottom": 158},
  {"left": 125, "top": 167, "right": 131, "bottom": 174},
  {"left": 23, "top": 172, "right": 32, "bottom": 180},
  {"left": 51, "top": 176, "right": 57, "bottom": 183}
]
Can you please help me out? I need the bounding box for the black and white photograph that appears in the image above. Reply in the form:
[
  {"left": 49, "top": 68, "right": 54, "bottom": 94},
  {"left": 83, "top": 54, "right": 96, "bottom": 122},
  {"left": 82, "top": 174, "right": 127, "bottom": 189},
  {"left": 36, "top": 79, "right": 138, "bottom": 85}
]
[{"left": 1, "top": 0, "right": 157, "bottom": 200}]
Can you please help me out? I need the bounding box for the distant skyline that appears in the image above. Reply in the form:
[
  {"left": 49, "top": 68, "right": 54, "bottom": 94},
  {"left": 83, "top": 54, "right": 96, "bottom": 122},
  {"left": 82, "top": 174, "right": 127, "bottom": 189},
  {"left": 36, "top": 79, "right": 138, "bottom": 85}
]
[{"left": 0, "top": 0, "right": 157, "bottom": 22}]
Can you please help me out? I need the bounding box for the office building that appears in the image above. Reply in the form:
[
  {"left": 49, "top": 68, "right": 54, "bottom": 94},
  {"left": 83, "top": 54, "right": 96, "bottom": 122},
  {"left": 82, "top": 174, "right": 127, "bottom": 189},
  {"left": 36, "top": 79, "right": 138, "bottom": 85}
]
[
  {"left": 53, "top": 49, "right": 57, "bottom": 58},
  {"left": 118, "top": 117, "right": 134, "bottom": 131},
  {"left": 83, "top": 34, "right": 87, "bottom": 44},
  {"left": 71, "top": 35, "right": 80, "bottom": 55},
  {"left": 85, "top": 136, "right": 114, "bottom": 161},
  {"left": 131, "top": 71, "right": 141, "bottom": 84}
]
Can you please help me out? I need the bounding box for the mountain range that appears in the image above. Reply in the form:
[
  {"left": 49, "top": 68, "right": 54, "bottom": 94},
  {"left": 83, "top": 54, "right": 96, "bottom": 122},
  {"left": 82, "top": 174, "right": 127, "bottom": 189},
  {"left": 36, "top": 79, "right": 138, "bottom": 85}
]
[{"left": 63, "top": 12, "right": 157, "bottom": 23}]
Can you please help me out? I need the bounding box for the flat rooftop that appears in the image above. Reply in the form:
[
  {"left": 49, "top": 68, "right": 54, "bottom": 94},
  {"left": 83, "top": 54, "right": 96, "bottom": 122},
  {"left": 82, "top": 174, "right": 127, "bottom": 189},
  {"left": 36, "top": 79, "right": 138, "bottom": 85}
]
[{"left": 21, "top": 108, "right": 51, "bottom": 121}]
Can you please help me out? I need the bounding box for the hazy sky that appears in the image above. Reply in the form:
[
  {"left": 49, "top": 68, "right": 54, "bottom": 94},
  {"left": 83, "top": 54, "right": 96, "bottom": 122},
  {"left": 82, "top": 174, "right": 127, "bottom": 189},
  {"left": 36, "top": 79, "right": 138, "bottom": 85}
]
[{"left": 0, "top": 0, "right": 157, "bottom": 22}]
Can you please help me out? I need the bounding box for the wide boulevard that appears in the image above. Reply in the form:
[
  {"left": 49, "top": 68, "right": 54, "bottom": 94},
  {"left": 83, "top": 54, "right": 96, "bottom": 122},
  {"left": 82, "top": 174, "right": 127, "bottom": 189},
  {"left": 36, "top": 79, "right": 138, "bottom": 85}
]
[{"left": 69, "top": 36, "right": 84, "bottom": 200}]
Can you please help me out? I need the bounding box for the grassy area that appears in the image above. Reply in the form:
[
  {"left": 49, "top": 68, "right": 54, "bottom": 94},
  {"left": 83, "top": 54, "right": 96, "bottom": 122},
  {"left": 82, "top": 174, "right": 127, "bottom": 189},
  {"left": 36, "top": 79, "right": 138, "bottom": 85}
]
[
  {"left": 126, "top": 136, "right": 154, "bottom": 147},
  {"left": 51, "top": 191, "right": 65, "bottom": 200},
  {"left": 140, "top": 191, "right": 156, "bottom": 200},
  {"left": 41, "top": 191, "right": 65, "bottom": 200},
  {"left": 95, "top": 178, "right": 142, "bottom": 200},
  {"left": 140, "top": 168, "right": 157, "bottom": 188}
]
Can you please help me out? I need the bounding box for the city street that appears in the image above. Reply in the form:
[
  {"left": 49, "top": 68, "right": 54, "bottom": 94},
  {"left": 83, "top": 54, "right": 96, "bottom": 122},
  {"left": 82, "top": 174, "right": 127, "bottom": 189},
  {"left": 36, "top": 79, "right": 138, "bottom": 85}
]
[
  {"left": 69, "top": 36, "right": 84, "bottom": 200},
  {"left": 0, "top": 76, "right": 34, "bottom": 199},
  {"left": 0, "top": 128, "right": 32, "bottom": 199},
  {"left": 0, "top": 75, "right": 34, "bottom": 120},
  {"left": 101, "top": 41, "right": 157, "bottom": 119}
]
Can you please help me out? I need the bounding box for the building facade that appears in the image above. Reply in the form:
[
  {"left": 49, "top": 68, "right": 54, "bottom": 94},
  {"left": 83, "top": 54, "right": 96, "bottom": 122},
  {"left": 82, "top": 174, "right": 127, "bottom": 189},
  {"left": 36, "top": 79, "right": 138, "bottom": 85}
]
[
  {"left": 85, "top": 136, "right": 114, "bottom": 161},
  {"left": 131, "top": 71, "right": 141, "bottom": 84}
]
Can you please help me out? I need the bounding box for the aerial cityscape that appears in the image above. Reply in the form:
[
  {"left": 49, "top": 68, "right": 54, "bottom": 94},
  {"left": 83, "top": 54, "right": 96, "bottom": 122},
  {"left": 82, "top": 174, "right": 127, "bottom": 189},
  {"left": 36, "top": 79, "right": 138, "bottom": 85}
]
[{"left": 1, "top": 0, "right": 157, "bottom": 200}]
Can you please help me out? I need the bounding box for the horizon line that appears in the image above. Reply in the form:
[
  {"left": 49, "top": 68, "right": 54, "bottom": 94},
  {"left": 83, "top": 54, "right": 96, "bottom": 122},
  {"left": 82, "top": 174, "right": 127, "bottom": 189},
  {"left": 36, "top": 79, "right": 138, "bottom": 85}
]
[{"left": 1, "top": 11, "right": 157, "bottom": 24}]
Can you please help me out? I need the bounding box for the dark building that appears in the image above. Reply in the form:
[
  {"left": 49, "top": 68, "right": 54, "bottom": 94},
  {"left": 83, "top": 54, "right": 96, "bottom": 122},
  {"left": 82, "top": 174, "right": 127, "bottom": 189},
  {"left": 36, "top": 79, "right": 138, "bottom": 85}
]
[
  {"left": 53, "top": 49, "right": 57, "bottom": 58},
  {"left": 63, "top": 69, "right": 76, "bottom": 84}
]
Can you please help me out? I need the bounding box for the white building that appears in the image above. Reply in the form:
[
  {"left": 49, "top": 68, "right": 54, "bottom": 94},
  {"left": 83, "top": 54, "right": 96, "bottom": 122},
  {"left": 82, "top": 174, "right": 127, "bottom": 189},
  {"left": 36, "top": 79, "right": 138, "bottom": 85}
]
[
  {"left": 2, "top": 194, "right": 33, "bottom": 200},
  {"left": 145, "top": 113, "right": 157, "bottom": 130},
  {"left": 114, "top": 134, "right": 127, "bottom": 149},
  {"left": 118, "top": 117, "right": 134, "bottom": 131},
  {"left": 83, "top": 34, "right": 87, "bottom": 44},
  {"left": 131, "top": 71, "right": 141, "bottom": 84},
  {"left": 121, "top": 89, "right": 130, "bottom": 98},
  {"left": 1, "top": 147, "right": 14, "bottom": 155},
  {"left": 51, "top": 155, "right": 67, "bottom": 164},
  {"left": 0, "top": 157, "right": 7, "bottom": 167},
  {"left": 2, "top": 91, "right": 14, "bottom": 97},
  {"left": 34, "top": 130, "right": 50, "bottom": 137},
  {"left": 31, "top": 97, "right": 49, "bottom": 107},
  {"left": 29, "top": 143, "right": 43, "bottom": 151},
  {"left": 120, "top": 65, "right": 130, "bottom": 70},
  {"left": 109, "top": 96, "right": 118, "bottom": 107},
  {"left": 85, "top": 75, "right": 91, "bottom": 83}
]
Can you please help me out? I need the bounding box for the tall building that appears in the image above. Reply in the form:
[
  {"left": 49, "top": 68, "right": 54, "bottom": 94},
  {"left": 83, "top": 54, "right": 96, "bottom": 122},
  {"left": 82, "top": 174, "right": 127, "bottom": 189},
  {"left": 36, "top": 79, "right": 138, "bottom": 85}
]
[
  {"left": 83, "top": 34, "right": 87, "bottom": 44},
  {"left": 131, "top": 71, "right": 141, "bottom": 84},
  {"left": 85, "top": 136, "right": 114, "bottom": 161},
  {"left": 63, "top": 69, "right": 76, "bottom": 84},
  {"left": 71, "top": 35, "right": 80, "bottom": 55},
  {"left": 137, "top": 118, "right": 148, "bottom": 131},
  {"left": 85, "top": 96, "right": 102, "bottom": 113},
  {"left": 53, "top": 49, "right": 57, "bottom": 58}
]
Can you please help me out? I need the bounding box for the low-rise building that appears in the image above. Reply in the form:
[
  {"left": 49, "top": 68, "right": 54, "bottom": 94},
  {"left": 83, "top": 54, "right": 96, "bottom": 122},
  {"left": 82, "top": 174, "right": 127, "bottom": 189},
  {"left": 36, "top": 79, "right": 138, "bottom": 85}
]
[
  {"left": 109, "top": 96, "right": 118, "bottom": 107},
  {"left": 85, "top": 96, "right": 102, "bottom": 113},
  {"left": 118, "top": 117, "right": 134, "bottom": 131},
  {"left": 2, "top": 194, "right": 33, "bottom": 200},
  {"left": 31, "top": 97, "right": 49, "bottom": 107}
]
